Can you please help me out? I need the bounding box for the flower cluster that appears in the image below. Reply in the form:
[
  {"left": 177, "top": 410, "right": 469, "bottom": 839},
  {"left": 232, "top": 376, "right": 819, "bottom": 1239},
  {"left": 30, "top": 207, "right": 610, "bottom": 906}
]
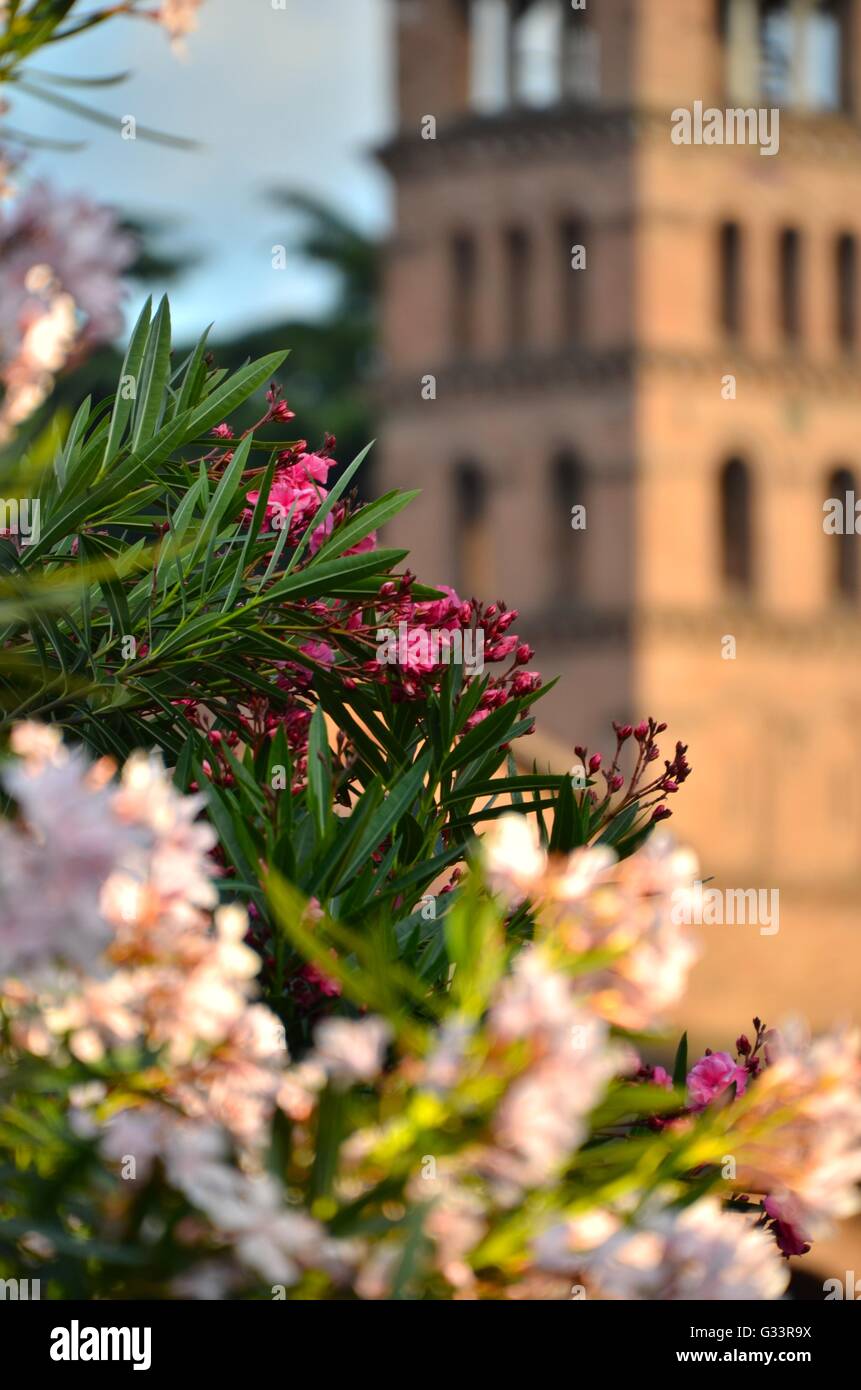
[
  {"left": 481, "top": 809, "right": 701, "bottom": 1029},
  {"left": 535, "top": 1200, "right": 790, "bottom": 1301},
  {"left": 365, "top": 582, "right": 539, "bottom": 716},
  {"left": 632, "top": 1017, "right": 861, "bottom": 1264},
  {"left": 163, "top": 426, "right": 542, "bottom": 797},
  {"left": 0, "top": 182, "right": 135, "bottom": 440},
  {"left": 158, "top": 0, "right": 205, "bottom": 43},
  {"left": 2, "top": 727, "right": 858, "bottom": 1300},
  {"left": 574, "top": 716, "right": 693, "bottom": 832}
]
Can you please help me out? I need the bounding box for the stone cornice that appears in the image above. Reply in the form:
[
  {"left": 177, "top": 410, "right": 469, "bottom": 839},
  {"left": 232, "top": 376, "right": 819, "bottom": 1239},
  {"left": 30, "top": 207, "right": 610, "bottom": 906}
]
[
  {"left": 374, "top": 346, "right": 636, "bottom": 409},
  {"left": 375, "top": 345, "right": 861, "bottom": 411},
  {"left": 522, "top": 603, "right": 861, "bottom": 651},
  {"left": 378, "top": 105, "right": 861, "bottom": 179}
]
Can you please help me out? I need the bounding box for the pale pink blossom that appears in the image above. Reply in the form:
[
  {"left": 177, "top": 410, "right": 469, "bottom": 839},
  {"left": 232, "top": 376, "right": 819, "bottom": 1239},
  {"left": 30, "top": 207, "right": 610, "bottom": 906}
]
[
  {"left": 314, "top": 1016, "right": 392, "bottom": 1085},
  {"left": 687, "top": 1051, "right": 748, "bottom": 1109},
  {"left": 486, "top": 947, "right": 618, "bottom": 1188},
  {"left": 734, "top": 1022, "right": 861, "bottom": 1236},
  {"left": 0, "top": 729, "right": 144, "bottom": 977},
  {"left": 536, "top": 1200, "right": 789, "bottom": 1300},
  {"left": 158, "top": 0, "right": 204, "bottom": 42},
  {"left": 481, "top": 812, "right": 546, "bottom": 905},
  {"left": 0, "top": 183, "right": 135, "bottom": 437}
]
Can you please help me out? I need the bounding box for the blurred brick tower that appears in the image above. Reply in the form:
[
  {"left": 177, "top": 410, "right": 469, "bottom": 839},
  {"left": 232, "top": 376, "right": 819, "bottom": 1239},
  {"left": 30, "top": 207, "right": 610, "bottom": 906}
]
[{"left": 377, "top": 0, "right": 861, "bottom": 1040}]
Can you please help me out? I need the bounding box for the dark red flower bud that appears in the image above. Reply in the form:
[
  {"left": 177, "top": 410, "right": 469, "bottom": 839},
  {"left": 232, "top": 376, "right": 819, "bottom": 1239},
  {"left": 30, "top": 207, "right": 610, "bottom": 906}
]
[
  {"left": 634, "top": 721, "right": 649, "bottom": 741},
  {"left": 736, "top": 1034, "right": 751, "bottom": 1056},
  {"left": 588, "top": 753, "right": 602, "bottom": 773},
  {"left": 515, "top": 643, "right": 534, "bottom": 665},
  {"left": 651, "top": 805, "right": 672, "bottom": 822}
]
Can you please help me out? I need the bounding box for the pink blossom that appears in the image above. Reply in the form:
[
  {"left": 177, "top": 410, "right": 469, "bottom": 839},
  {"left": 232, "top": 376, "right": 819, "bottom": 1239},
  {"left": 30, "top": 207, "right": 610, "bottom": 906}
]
[
  {"left": 763, "top": 1194, "right": 811, "bottom": 1258},
  {"left": 158, "top": 0, "right": 204, "bottom": 42},
  {"left": 314, "top": 1016, "right": 391, "bottom": 1085},
  {"left": 300, "top": 640, "right": 335, "bottom": 665},
  {"left": 734, "top": 1023, "right": 861, "bottom": 1236},
  {"left": 687, "top": 1052, "right": 748, "bottom": 1109},
  {"left": 536, "top": 1200, "right": 789, "bottom": 1300},
  {"left": 299, "top": 961, "right": 342, "bottom": 999},
  {"left": 0, "top": 183, "right": 134, "bottom": 437}
]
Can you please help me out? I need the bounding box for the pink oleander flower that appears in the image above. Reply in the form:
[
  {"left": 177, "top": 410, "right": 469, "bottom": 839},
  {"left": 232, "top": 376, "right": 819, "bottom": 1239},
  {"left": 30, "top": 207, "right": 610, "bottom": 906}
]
[
  {"left": 105, "top": 1113, "right": 342, "bottom": 1288},
  {"left": 158, "top": 0, "right": 204, "bottom": 42},
  {"left": 313, "top": 1016, "right": 392, "bottom": 1085},
  {"left": 480, "top": 815, "right": 700, "bottom": 1031},
  {"left": 300, "top": 640, "right": 335, "bottom": 666},
  {"left": 535, "top": 1199, "right": 789, "bottom": 1300},
  {"left": 0, "top": 183, "right": 135, "bottom": 438},
  {"left": 485, "top": 946, "right": 619, "bottom": 1189},
  {"left": 420, "top": 1175, "right": 486, "bottom": 1292},
  {"left": 276, "top": 1059, "right": 326, "bottom": 1123},
  {"left": 733, "top": 1021, "right": 861, "bottom": 1237},
  {"left": 2, "top": 727, "right": 289, "bottom": 1154},
  {"left": 299, "top": 960, "right": 342, "bottom": 999},
  {"left": 0, "top": 725, "right": 144, "bottom": 977},
  {"left": 687, "top": 1051, "right": 749, "bottom": 1109},
  {"left": 245, "top": 453, "right": 340, "bottom": 555},
  {"left": 481, "top": 812, "right": 547, "bottom": 906},
  {"left": 763, "top": 1193, "right": 811, "bottom": 1258}
]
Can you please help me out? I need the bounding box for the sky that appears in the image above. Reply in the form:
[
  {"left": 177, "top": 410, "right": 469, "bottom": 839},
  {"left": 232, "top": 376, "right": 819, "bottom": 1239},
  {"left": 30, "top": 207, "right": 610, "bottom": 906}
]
[{"left": 13, "top": 0, "right": 393, "bottom": 341}]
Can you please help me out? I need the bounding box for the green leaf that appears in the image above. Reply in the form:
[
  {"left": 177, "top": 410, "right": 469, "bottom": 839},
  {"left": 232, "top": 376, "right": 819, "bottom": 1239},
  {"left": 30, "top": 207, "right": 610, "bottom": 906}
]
[
  {"left": 331, "top": 754, "right": 430, "bottom": 894},
  {"left": 313, "top": 489, "right": 418, "bottom": 563},
  {"left": 672, "top": 1032, "right": 689, "bottom": 1090},
  {"left": 130, "top": 297, "right": 172, "bottom": 453},
  {"left": 102, "top": 296, "right": 151, "bottom": 469},
  {"left": 305, "top": 706, "right": 331, "bottom": 843},
  {"left": 186, "top": 432, "right": 253, "bottom": 569}
]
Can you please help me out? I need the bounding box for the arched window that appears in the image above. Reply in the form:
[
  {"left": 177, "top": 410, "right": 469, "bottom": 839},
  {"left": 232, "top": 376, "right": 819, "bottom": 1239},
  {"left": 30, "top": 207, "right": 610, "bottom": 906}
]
[
  {"left": 450, "top": 232, "right": 477, "bottom": 356},
  {"left": 560, "top": 216, "right": 587, "bottom": 342},
  {"left": 550, "top": 451, "right": 586, "bottom": 597},
  {"left": 504, "top": 226, "right": 532, "bottom": 349},
  {"left": 561, "top": 5, "right": 600, "bottom": 101},
  {"left": 719, "top": 1, "right": 851, "bottom": 111},
  {"left": 836, "top": 233, "right": 857, "bottom": 349},
  {"left": 454, "top": 461, "right": 491, "bottom": 595},
  {"left": 469, "top": 0, "right": 511, "bottom": 113},
  {"left": 512, "top": 0, "right": 564, "bottom": 108},
  {"left": 719, "top": 458, "right": 754, "bottom": 591},
  {"left": 719, "top": 222, "right": 743, "bottom": 337},
  {"left": 778, "top": 227, "right": 802, "bottom": 343},
  {"left": 826, "top": 466, "right": 859, "bottom": 599}
]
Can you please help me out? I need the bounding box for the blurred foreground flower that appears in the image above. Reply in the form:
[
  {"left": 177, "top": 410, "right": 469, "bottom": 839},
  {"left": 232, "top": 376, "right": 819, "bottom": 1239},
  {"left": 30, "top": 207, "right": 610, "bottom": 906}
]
[
  {"left": 0, "top": 182, "right": 134, "bottom": 440},
  {"left": 159, "top": 0, "right": 205, "bottom": 44},
  {"left": 482, "top": 810, "right": 700, "bottom": 1029},
  {"left": 1, "top": 725, "right": 858, "bottom": 1299},
  {"left": 535, "top": 1200, "right": 790, "bottom": 1301}
]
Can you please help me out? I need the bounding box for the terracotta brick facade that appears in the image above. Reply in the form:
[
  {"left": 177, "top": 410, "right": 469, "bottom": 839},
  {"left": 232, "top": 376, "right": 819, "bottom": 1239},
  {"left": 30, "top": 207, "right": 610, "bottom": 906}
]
[{"left": 378, "top": 0, "right": 861, "bottom": 1043}]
